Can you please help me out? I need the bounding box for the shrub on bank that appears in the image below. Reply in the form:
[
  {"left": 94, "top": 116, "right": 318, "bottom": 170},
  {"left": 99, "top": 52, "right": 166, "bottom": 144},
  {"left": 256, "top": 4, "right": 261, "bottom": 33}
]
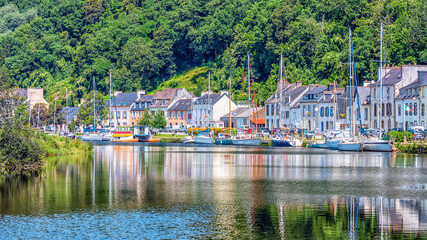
[
  {"left": 386, "top": 131, "right": 413, "bottom": 142},
  {"left": 0, "top": 125, "right": 92, "bottom": 168}
]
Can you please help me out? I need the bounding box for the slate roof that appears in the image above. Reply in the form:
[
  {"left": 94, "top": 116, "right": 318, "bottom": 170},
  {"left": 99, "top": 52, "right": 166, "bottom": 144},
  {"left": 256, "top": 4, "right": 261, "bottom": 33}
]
[
  {"left": 299, "top": 86, "right": 327, "bottom": 103},
  {"left": 286, "top": 86, "right": 310, "bottom": 103},
  {"left": 169, "top": 99, "right": 192, "bottom": 111},
  {"left": 337, "top": 86, "right": 370, "bottom": 115},
  {"left": 131, "top": 95, "right": 153, "bottom": 111},
  {"left": 418, "top": 71, "right": 427, "bottom": 86},
  {"left": 105, "top": 92, "right": 138, "bottom": 107},
  {"left": 61, "top": 107, "right": 79, "bottom": 121},
  {"left": 221, "top": 107, "right": 250, "bottom": 119},
  {"left": 396, "top": 81, "right": 420, "bottom": 100},
  {"left": 370, "top": 68, "right": 402, "bottom": 86},
  {"left": 265, "top": 84, "right": 297, "bottom": 104},
  {"left": 194, "top": 93, "right": 225, "bottom": 105},
  {"left": 150, "top": 88, "right": 185, "bottom": 108}
]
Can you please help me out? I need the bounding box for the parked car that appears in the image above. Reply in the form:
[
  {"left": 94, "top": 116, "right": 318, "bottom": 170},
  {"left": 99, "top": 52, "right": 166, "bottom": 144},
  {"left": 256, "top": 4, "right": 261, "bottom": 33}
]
[{"left": 410, "top": 126, "right": 424, "bottom": 139}]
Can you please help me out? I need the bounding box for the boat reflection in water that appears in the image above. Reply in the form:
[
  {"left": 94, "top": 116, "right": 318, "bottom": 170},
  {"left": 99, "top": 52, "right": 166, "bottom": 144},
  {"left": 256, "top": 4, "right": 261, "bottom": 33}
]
[{"left": 0, "top": 145, "right": 427, "bottom": 239}]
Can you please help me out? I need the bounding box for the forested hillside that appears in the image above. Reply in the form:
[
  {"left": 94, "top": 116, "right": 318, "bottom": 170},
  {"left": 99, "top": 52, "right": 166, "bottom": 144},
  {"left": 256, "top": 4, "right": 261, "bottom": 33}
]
[{"left": 0, "top": 0, "right": 425, "bottom": 105}]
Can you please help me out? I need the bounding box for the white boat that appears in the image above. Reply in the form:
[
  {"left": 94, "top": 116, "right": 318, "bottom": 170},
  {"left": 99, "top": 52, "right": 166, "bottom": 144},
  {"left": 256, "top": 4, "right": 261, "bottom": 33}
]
[
  {"left": 231, "top": 134, "right": 261, "bottom": 146},
  {"left": 326, "top": 140, "right": 341, "bottom": 150},
  {"left": 308, "top": 141, "right": 329, "bottom": 149},
  {"left": 363, "top": 139, "right": 393, "bottom": 152},
  {"left": 338, "top": 140, "right": 363, "bottom": 151},
  {"left": 80, "top": 133, "right": 103, "bottom": 141},
  {"left": 101, "top": 132, "right": 113, "bottom": 141},
  {"left": 181, "top": 136, "right": 195, "bottom": 144},
  {"left": 232, "top": 138, "right": 261, "bottom": 146},
  {"left": 271, "top": 136, "right": 302, "bottom": 147},
  {"left": 193, "top": 135, "right": 214, "bottom": 144}
]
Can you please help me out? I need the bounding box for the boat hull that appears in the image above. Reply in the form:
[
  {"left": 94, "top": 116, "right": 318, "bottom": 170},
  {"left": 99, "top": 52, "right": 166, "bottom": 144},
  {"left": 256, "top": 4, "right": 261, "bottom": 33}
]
[
  {"left": 79, "top": 134, "right": 103, "bottom": 141},
  {"left": 135, "top": 134, "right": 151, "bottom": 142},
  {"left": 363, "top": 142, "right": 393, "bottom": 152},
  {"left": 232, "top": 138, "right": 261, "bottom": 146},
  {"left": 308, "top": 142, "right": 329, "bottom": 149},
  {"left": 326, "top": 140, "right": 341, "bottom": 150},
  {"left": 194, "top": 136, "right": 214, "bottom": 144},
  {"left": 338, "top": 142, "right": 363, "bottom": 151},
  {"left": 271, "top": 139, "right": 293, "bottom": 147},
  {"left": 215, "top": 139, "right": 232, "bottom": 145}
]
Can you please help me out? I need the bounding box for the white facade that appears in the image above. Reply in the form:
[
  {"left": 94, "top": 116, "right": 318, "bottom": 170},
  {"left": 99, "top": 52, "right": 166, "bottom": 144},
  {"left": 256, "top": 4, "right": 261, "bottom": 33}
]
[
  {"left": 395, "top": 98, "right": 419, "bottom": 130},
  {"left": 290, "top": 107, "right": 301, "bottom": 128},
  {"left": 193, "top": 92, "right": 237, "bottom": 128},
  {"left": 317, "top": 102, "right": 335, "bottom": 132}
]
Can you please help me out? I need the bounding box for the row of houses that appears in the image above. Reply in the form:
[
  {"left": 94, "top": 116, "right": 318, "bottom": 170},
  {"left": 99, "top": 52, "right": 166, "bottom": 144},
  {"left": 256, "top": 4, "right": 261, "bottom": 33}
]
[{"left": 264, "top": 65, "right": 427, "bottom": 132}]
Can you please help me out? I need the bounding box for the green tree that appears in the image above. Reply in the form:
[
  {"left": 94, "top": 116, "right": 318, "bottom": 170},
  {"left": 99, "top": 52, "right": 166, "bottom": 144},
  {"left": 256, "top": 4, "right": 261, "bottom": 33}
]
[
  {"left": 138, "top": 108, "right": 152, "bottom": 127},
  {"left": 151, "top": 110, "right": 166, "bottom": 129},
  {"left": 77, "top": 91, "right": 108, "bottom": 127}
]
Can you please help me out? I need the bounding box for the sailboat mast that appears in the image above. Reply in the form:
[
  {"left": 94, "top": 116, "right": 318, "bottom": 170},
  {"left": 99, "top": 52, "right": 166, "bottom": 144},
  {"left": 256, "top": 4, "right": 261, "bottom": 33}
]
[
  {"left": 379, "top": 23, "right": 383, "bottom": 137},
  {"left": 333, "top": 81, "right": 337, "bottom": 130},
  {"left": 109, "top": 72, "right": 112, "bottom": 129},
  {"left": 54, "top": 100, "right": 56, "bottom": 133},
  {"left": 208, "top": 71, "right": 210, "bottom": 128},
  {"left": 349, "top": 28, "right": 353, "bottom": 139},
  {"left": 93, "top": 76, "right": 96, "bottom": 130},
  {"left": 66, "top": 87, "right": 69, "bottom": 133},
  {"left": 247, "top": 54, "right": 251, "bottom": 129},
  {"left": 229, "top": 76, "right": 232, "bottom": 133},
  {"left": 279, "top": 52, "right": 283, "bottom": 128}
]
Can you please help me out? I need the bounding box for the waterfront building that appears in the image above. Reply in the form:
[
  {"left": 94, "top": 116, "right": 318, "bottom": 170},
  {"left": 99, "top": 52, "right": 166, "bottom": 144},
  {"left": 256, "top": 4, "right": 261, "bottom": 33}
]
[
  {"left": 370, "top": 65, "right": 427, "bottom": 131},
  {"left": 264, "top": 83, "right": 298, "bottom": 130},
  {"left": 167, "top": 98, "right": 193, "bottom": 128},
  {"left": 299, "top": 85, "right": 327, "bottom": 131},
  {"left": 149, "top": 88, "right": 193, "bottom": 117},
  {"left": 105, "top": 91, "right": 138, "bottom": 127},
  {"left": 130, "top": 92, "right": 153, "bottom": 126},
  {"left": 418, "top": 71, "right": 427, "bottom": 127},
  {"left": 220, "top": 106, "right": 264, "bottom": 131},
  {"left": 317, "top": 87, "right": 344, "bottom": 132},
  {"left": 395, "top": 81, "right": 420, "bottom": 130},
  {"left": 192, "top": 91, "right": 237, "bottom": 128},
  {"left": 338, "top": 85, "right": 371, "bottom": 131},
  {"left": 282, "top": 85, "right": 309, "bottom": 129}
]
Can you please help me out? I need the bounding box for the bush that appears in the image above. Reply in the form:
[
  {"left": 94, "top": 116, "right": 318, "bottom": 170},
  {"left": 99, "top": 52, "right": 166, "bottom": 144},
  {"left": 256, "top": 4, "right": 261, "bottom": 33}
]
[{"left": 386, "top": 131, "right": 413, "bottom": 142}]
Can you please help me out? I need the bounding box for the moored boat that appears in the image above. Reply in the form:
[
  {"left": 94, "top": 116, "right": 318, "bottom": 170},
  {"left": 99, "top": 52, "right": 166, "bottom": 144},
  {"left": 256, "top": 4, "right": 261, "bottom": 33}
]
[
  {"left": 362, "top": 139, "right": 393, "bottom": 152},
  {"left": 338, "top": 140, "right": 363, "bottom": 151},
  {"left": 215, "top": 133, "right": 232, "bottom": 145},
  {"left": 134, "top": 126, "right": 151, "bottom": 142},
  {"left": 111, "top": 126, "right": 137, "bottom": 142},
  {"left": 231, "top": 134, "right": 260, "bottom": 146},
  {"left": 308, "top": 141, "right": 329, "bottom": 149},
  {"left": 193, "top": 129, "right": 214, "bottom": 144}
]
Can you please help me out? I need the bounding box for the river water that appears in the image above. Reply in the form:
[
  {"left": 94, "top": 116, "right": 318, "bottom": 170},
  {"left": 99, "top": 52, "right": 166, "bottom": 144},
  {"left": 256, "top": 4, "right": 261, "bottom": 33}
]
[{"left": 1, "top": 144, "right": 427, "bottom": 239}]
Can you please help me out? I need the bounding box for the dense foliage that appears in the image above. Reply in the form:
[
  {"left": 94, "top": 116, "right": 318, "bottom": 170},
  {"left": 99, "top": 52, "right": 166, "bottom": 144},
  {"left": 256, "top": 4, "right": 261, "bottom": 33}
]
[{"left": 0, "top": 0, "right": 425, "bottom": 104}]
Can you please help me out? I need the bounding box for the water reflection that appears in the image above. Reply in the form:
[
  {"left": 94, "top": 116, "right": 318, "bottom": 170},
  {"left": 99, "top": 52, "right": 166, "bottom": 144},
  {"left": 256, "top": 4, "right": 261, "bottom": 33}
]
[{"left": 0, "top": 145, "right": 426, "bottom": 239}]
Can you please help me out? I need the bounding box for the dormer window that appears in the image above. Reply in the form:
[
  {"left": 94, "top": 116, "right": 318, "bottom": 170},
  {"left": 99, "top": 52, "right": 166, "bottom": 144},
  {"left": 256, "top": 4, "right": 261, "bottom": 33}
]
[{"left": 162, "top": 99, "right": 166, "bottom": 105}]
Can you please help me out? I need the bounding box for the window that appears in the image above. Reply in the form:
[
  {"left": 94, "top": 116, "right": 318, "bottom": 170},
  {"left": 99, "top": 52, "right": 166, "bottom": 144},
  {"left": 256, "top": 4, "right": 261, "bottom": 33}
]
[
  {"left": 308, "top": 106, "right": 311, "bottom": 117},
  {"left": 266, "top": 105, "right": 270, "bottom": 116},
  {"left": 387, "top": 88, "right": 390, "bottom": 98},
  {"left": 422, "top": 104, "right": 425, "bottom": 117},
  {"left": 271, "top": 104, "right": 274, "bottom": 115},
  {"left": 409, "top": 103, "right": 413, "bottom": 116},
  {"left": 331, "top": 107, "right": 334, "bottom": 117},
  {"left": 153, "top": 100, "right": 156, "bottom": 105},
  {"left": 123, "top": 112, "right": 127, "bottom": 119},
  {"left": 381, "top": 103, "right": 385, "bottom": 116},
  {"left": 181, "top": 111, "right": 184, "bottom": 118},
  {"left": 374, "top": 104, "right": 377, "bottom": 117},
  {"left": 405, "top": 104, "right": 408, "bottom": 116},
  {"left": 398, "top": 104, "right": 401, "bottom": 116},
  {"left": 188, "top": 113, "right": 192, "bottom": 120},
  {"left": 175, "top": 111, "right": 178, "bottom": 118},
  {"left": 162, "top": 99, "right": 166, "bottom": 105},
  {"left": 117, "top": 111, "right": 121, "bottom": 119},
  {"left": 414, "top": 103, "right": 418, "bottom": 116},
  {"left": 320, "top": 107, "right": 324, "bottom": 117},
  {"left": 374, "top": 89, "right": 377, "bottom": 98},
  {"left": 285, "top": 111, "right": 289, "bottom": 118},
  {"left": 169, "top": 111, "right": 172, "bottom": 118},
  {"left": 364, "top": 108, "right": 368, "bottom": 120},
  {"left": 303, "top": 106, "right": 306, "bottom": 117},
  {"left": 326, "top": 107, "right": 329, "bottom": 117}
]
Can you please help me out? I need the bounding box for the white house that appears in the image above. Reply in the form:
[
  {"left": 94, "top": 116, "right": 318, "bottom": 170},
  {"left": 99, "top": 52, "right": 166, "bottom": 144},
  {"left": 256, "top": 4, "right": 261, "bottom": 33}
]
[
  {"left": 282, "top": 85, "right": 309, "bottom": 128},
  {"left": 316, "top": 88, "right": 344, "bottom": 132},
  {"left": 417, "top": 71, "right": 427, "bottom": 127},
  {"left": 370, "top": 65, "right": 427, "bottom": 131},
  {"left": 299, "top": 86, "right": 327, "bottom": 131},
  {"left": 192, "top": 91, "right": 237, "bottom": 128}
]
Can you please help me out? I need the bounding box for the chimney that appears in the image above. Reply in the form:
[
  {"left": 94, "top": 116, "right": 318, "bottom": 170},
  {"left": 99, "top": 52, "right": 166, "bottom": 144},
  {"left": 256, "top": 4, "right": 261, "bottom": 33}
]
[
  {"left": 114, "top": 91, "right": 122, "bottom": 96},
  {"left": 137, "top": 90, "right": 146, "bottom": 98},
  {"left": 296, "top": 81, "right": 302, "bottom": 87},
  {"left": 201, "top": 91, "right": 208, "bottom": 96}
]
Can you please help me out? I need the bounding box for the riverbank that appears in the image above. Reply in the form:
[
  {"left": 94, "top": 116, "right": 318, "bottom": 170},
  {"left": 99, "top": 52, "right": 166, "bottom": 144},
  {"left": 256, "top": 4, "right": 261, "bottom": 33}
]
[{"left": 0, "top": 127, "right": 92, "bottom": 170}]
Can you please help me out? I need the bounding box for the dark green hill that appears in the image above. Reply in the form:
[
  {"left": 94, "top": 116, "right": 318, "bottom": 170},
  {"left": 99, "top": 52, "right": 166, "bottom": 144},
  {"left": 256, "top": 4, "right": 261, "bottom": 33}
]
[{"left": 0, "top": 0, "right": 425, "bottom": 105}]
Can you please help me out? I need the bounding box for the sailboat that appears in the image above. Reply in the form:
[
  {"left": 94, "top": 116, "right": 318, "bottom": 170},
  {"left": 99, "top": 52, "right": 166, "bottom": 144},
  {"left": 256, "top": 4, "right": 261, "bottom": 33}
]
[
  {"left": 338, "top": 28, "right": 363, "bottom": 151},
  {"left": 271, "top": 52, "right": 302, "bottom": 147},
  {"left": 216, "top": 76, "right": 233, "bottom": 145},
  {"left": 362, "top": 24, "right": 393, "bottom": 152},
  {"left": 194, "top": 71, "right": 214, "bottom": 145},
  {"left": 231, "top": 54, "right": 261, "bottom": 146},
  {"left": 80, "top": 77, "right": 103, "bottom": 141}
]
